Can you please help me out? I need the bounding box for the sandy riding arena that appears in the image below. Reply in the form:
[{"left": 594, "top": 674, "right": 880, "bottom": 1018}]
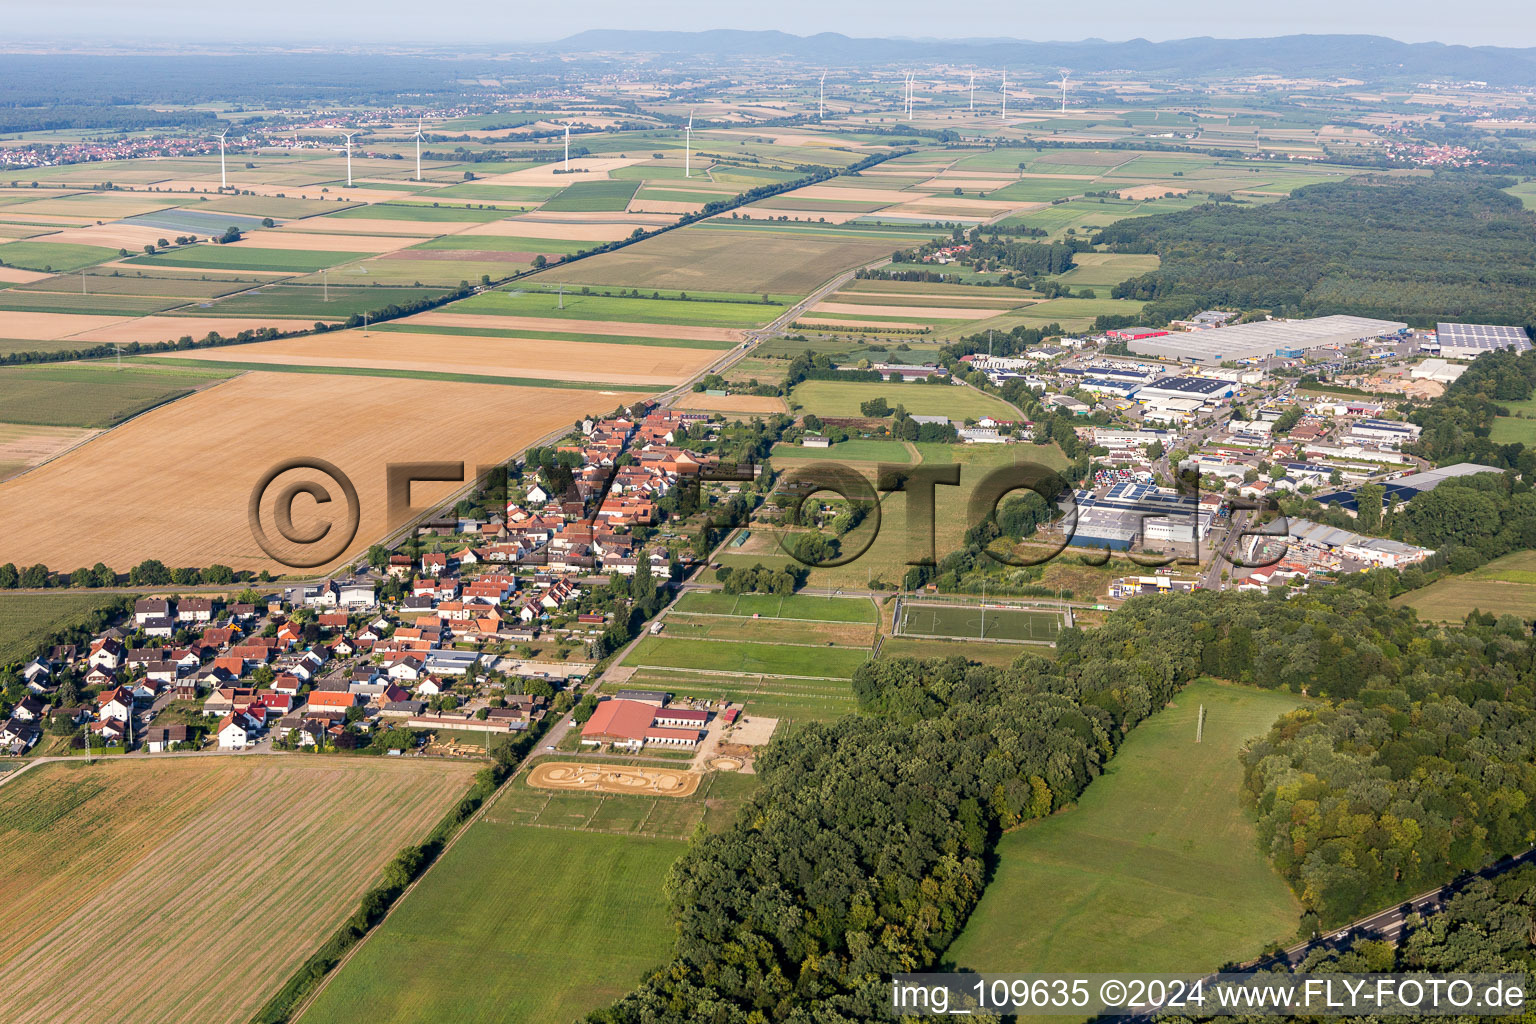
[{"left": 527, "top": 762, "right": 700, "bottom": 797}]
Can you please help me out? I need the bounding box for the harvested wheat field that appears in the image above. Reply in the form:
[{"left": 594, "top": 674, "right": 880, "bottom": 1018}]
[
  {"left": 147, "top": 329, "right": 718, "bottom": 386},
  {"left": 672, "top": 392, "right": 788, "bottom": 414},
  {"left": 811, "top": 301, "right": 1000, "bottom": 320},
  {"left": 0, "top": 311, "right": 133, "bottom": 339},
  {"left": 411, "top": 311, "right": 744, "bottom": 342},
  {"left": 38, "top": 224, "right": 172, "bottom": 250},
  {"left": 0, "top": 372, "right": 622, "bottom": 572},
  {"left": 0, "top": 422, "right": 98, "bottom": 481},
  {"left": 478, "top": 156, "right": 644, "bottom": 185},
  {"left": 627, "top": 199, "right": 705, "bottom": 215},
  {"left": 67, "top": 315, "right": 336, "bottom": 344},
  {"left": 528, "top": 761, "right": 701, "bottom": 797},
  {"left": 0, "top": 266, "right": 52, "bottom": 284},
  {"left": 0, "top": 756, "right": 475, "bottom": 1024}
]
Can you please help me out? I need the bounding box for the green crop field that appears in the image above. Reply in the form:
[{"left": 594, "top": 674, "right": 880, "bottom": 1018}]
[
  {"left": 0, "top": 364, "right": 229, "bottom": 428},
  {"left": 0, "top": 592, "right": 124, "bottom": 667},
  {"left": 983, "top": 179, "right": 1092, "bottom": 202},
  {"left": 425, "top": 183, "right": 561, "bottom": 201},
  {"left": 452, "top": 287, "right": 781, "bottom": 328},
  {"left": 192, "top": 283, "right": 450, "bottom": 318},
  {"left": 0, "top": 240, "right": 120, "bottom": 273},
  {"left": 625, "top": 635, "right": 869, "bottom": 678},
  {"left": 127, "top": 246, "right": 360, "bottom": 273},
  {"left": 670, "top": 591, "right": 878, "bottom": 622},
  {"left": 298, "top": 822, "right": 684, "bottom": 1024},
  {"left": 200, "top": 195, "right": 336, "bottom": 219},
  {"left": 540, "top": 179, "right": 641, "bottom": 212},
  {"left": 770, "top": 439, "right": 916, "bottom": 463},
  {"left": 324, "top": 202, "right": 512, "bottom": 222},
  {"left": 949, "top": 680, "right": 1305, "bottom": 974},
  {"left": 789, "top": 379, "right": 1019, "bottom": 420},
  {"left": 895, "top": 600, "right": 1065, "bottom": 642},
  {"left": 1395, "top": 550, "right": 1536, "bottom": 622},
  {"left": 27, "top": 273, "right": 245, "bottom": 298},
  {"left": 0, "top": 292, "right": 181, "bottom": 315}
]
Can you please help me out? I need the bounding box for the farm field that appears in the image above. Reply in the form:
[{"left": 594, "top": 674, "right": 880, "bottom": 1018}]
[
  {"left": 451, "top": 286, "right": 782, "bottom": 328},
  {"left": 788, "top": 379, "right": 1020, "bottom": 419},
  {"left": 948, "top": 680, "right": 1305, "bottom": 974},
  {"left": 0, "top": 757, "right": 476, "bottom": 1024},
  {"left": 0, "top": 421, "right": 98, "bottom": 481},
  {"left": 625, "top": 668, "right": 858, "bottom": 723},
  {"left": 0, "top": 592, "right": 122, "bottom": 666},
  {"left": 0, "top": 240, "right": 120, "bottom": 273},
  {"left": 533, "top": 224, "right": 901, "bottom": 295},
  {"left": 126, "top": 245, "right": 361, "bottom": 273},
  {"left": 186, "top": 283, "right": 451, "bottom": 319},
  {"left": 0, "top": 372, "right": 624, "bottom": 574},
  {"left": 143, "top": 327, "right": 718, "bottom": 387},
  {"left": 298, "top": 819, "right": 684, "bottom": 1024},
  {"left": 1394, "top": 550, "right": 1536, "bottom": 622},
  {"left": 0, "top": 363, "right": 231, "bottom": 428},
  {"left": 371, "top": 321, "right": 735, "bottom": 350}
]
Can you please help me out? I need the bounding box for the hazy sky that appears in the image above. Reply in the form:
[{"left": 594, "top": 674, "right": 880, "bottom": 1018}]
[{"left": 8, "top": 0, "right": 1526, "bottom": 48}]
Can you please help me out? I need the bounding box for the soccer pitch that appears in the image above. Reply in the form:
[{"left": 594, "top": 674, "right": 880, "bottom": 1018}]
[{"left": 895, "top": 601, "right": 1066, "bottom": 643}]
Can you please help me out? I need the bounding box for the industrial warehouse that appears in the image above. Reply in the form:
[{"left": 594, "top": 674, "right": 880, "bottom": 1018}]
[
  {"left": 1126, "top": 314, "right": 1409, "bottom": 363},
  {"left": 1432, "top": 322, "right": 1535, "bottom": 360}
]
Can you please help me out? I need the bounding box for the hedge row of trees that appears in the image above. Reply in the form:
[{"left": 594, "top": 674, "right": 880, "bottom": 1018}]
[{"left": 0, "top": 558, "right": 244, "bottom": 589}]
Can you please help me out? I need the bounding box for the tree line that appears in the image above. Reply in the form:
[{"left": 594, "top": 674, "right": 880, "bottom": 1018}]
[{"left": 1095, "top": 176, "right": 1536, "bottom": 330}]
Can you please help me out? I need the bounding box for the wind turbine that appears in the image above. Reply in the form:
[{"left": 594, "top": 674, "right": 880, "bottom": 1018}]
[
  {"left": 561, "top": 121, "right": 572, "bottom": 171},
  {"left": 684, "top": 109, "right": 693, "bottom": 178},
  {"left": 215, "top": 129, "right": 229, "bottom": 189},
  {"left": 342, "top": 130, "right": 358, "bottom": 187},
  {"left": 1058, "top": 69, "right": 1072, "bottom": 114},
  {"left": 968, "top": 71, "right": 975, "bottom": 112},
  {"left": 413, "top": 119, "right": 424, "bottom": 181},
  {"left": 1001, "top": 68, "right": 1008, "bottom": 121},
  {"left": 818, "top": 71, "right": 826, "bottom": 119}
]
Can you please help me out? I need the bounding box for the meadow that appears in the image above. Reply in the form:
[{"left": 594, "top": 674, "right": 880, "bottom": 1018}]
[
  {"left": 770, "top": 438, "right": 915, "bottom": 463},
  {"left": 1395, "top": 550, "right": 1536, "bottom": 622},
  {"left": 669, "top": 591, "right": 878, "bottom": 622},
  {"left": 788, "top": 379, "right": 1020, "bottom": 419},
  {"left": 0, "top": 757, "right": 476, "bottom": 1024},
  {"left": 624, "top": 669, "right": 857, "bottom": 723},
  {"left": 298, "top": 820, "right": 684, "bottom": 1024},
  {"left": 625, "top": 634, "right": 870, "bottom": 678},
  {"left": 948, "top": 680, "right": 1303, "bottom": 974},
  {"left": 0, "top": 363, "right": 229, "bottom": 428},
  {"left": 371, "top": 321, "right": 736, "bottom": 350},
  {"left": 0, "top": 240, "right": 119, "bottom": 273}
]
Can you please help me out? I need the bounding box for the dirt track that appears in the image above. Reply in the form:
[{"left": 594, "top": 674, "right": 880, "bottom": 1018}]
[{"left": 527, "top": 761, "right": 699, "bottom": 797}]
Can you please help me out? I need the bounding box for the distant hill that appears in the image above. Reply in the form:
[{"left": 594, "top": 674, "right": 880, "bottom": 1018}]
[{"left": 546, "top": 30, "right": 1536, "bottom": 85}]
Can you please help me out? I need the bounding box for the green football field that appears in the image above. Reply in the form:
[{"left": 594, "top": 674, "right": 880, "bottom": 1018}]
[{"left": 896, "top": 601, "right": 1065, "bottom": 642}]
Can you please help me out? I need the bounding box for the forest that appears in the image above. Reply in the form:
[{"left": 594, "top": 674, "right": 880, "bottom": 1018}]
[
  {"left": 1408, "top": 347, "right": 1536, "bottom": 471},
  {"left": 1095, "top": 176, "right": 1536, "bottom": 329},
  {"left": 585, "top": 587, "right": 1534, "bottom": 1022}
]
